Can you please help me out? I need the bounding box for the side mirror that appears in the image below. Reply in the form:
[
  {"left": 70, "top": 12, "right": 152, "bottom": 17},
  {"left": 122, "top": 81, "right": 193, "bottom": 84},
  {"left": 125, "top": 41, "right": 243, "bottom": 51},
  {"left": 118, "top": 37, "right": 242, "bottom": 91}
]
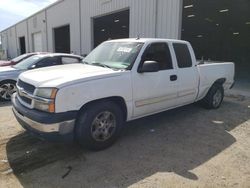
[{"left": 138, "top": 61, "right": 159, "bottom": 73}]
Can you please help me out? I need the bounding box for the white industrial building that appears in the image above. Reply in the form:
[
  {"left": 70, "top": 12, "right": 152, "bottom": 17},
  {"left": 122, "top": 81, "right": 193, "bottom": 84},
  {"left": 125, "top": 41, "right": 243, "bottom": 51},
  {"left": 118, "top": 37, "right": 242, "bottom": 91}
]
[
  {"left": 0, "top": 0, "right": 250, "bottom": 81},
  {"left": 0, "top": 0, "right": 182, "bottom": 58}
]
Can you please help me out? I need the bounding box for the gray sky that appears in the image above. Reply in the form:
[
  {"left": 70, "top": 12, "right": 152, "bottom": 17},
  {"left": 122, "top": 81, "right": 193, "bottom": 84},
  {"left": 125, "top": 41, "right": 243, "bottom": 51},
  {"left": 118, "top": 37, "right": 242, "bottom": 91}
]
[{"left": 0, "top": 0, "right": 57, "bottom": 31}]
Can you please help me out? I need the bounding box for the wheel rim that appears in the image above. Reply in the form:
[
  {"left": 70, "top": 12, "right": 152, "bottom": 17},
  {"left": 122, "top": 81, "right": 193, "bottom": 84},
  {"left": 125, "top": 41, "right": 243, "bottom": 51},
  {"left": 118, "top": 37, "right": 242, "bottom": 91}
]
[
  {"left": 91, "top": 111, "right": 116, "bottom": 142},
  {"left": 213, "top": 90, "right": 222, "bottom": 107},
  {"left": 0, "top": 83, "right": 17, "bottom": 100}
]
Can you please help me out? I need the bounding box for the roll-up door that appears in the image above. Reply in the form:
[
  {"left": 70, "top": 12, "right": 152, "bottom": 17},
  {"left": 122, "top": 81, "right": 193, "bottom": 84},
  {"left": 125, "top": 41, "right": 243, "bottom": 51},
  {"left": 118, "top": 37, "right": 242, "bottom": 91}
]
[{"left": 33, "top": 32, "right": 42, "bottom": 52}]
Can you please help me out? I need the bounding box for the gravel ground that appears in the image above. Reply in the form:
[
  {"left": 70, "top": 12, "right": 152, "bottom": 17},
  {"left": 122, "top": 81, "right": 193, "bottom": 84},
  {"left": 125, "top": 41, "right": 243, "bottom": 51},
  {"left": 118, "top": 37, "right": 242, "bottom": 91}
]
[{"left": 0, "top": 95, "right": 250, "bottom": 188}]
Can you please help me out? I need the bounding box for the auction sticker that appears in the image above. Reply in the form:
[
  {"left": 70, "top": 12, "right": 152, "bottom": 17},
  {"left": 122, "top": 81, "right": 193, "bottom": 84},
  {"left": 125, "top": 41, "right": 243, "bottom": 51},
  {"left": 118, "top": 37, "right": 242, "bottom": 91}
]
[{"left": 117, "top": 47, "right": 132, "bottom": 53}]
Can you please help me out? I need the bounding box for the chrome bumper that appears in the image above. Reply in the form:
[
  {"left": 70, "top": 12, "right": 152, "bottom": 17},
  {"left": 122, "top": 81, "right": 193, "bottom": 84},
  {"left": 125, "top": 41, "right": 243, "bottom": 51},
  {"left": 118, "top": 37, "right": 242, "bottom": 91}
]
[{"left": 13, "top": 107, "right": 75, "bottom": 134}]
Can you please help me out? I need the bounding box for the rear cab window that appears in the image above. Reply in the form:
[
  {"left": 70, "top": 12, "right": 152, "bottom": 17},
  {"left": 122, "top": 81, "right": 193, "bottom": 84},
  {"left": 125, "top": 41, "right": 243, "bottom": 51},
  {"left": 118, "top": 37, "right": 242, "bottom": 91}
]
[
  {"left": 173, "top": 43, "right": 193, "bottom": 68},
  {"left": 61, "top": 57, "right": 81, "bottom": 64}
]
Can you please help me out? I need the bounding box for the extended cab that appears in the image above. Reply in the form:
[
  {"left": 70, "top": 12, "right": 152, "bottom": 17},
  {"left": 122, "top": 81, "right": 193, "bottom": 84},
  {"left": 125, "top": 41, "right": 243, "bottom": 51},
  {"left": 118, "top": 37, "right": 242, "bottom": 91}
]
[{"left": 12, "top": 38, "right": 235, "bottom": 150}]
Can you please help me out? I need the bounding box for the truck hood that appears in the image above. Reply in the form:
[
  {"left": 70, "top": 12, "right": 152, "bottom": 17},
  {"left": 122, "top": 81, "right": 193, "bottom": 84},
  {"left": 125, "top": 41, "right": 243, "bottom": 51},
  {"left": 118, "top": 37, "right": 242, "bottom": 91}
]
[{"left": 19, "top": 64, "right": 122, "bottom": 88}]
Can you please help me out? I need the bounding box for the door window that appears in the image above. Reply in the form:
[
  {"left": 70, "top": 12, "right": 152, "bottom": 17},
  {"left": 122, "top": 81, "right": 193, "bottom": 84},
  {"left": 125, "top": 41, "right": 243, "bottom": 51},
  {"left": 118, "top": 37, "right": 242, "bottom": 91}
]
[
  {"left": 142, "top": 43, "right": 173, "bottom": 70},
  {"left": 35, "top": 57, "right": 61, "bottom": 68}
]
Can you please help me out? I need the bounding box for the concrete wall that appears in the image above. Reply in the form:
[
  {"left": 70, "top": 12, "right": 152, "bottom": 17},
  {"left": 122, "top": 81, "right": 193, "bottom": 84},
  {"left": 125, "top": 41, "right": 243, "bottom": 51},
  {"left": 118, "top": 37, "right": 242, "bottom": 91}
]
[
  {"left": 27, "top": 11, "right": 47, "bottom": 52},
  {"left": 0, "top": 0, "right": 182, "bottom": 58}
]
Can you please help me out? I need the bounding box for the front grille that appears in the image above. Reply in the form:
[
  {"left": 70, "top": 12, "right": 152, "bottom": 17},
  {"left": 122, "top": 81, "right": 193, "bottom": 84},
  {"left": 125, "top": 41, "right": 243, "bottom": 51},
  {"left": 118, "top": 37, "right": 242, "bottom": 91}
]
[
  {"left": 18, "top": 79, "right": 35, "bottom": 94},
  {"left": 19, "top": 95, "right": 32, "bottom": 105},
  {"left": 17, "top": 79, "right": 35, "bottom": 106}
]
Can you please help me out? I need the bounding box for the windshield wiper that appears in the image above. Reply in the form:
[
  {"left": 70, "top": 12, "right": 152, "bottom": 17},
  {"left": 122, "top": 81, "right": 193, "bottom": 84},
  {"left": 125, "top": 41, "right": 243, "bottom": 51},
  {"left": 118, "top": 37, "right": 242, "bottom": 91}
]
[
  {"left": 82, "top": 61, "right": 108, "bottom": 68},
  {"left": 82, "top": 61, "right": 90, "bottom": 65},
  {"left": 11, "top": 65, "right": 18, "bottom": 69},
  {"left": 92, "top": 63, "right": 114, "bottom": 69},
  {"left": 83, "top": 61, "right": 119, "bottom": 71}
]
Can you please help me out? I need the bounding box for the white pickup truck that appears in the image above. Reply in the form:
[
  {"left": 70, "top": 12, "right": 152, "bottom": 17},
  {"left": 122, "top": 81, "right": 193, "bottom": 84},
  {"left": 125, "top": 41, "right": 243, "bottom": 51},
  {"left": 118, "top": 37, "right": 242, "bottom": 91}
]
[{"left": 12, "top": 38, "right": 234, "bottom": 150}]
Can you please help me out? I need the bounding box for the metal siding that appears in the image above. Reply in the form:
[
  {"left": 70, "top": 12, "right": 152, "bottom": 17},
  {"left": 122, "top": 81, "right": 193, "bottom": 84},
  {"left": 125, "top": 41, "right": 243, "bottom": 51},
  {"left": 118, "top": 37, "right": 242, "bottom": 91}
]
[
  {"left": 80, "top": 0, "right": 157, "bottom": 54},
  {"left": 27, "top": 11, "right": 47, "bottom": 52},
  {"left": 0, "top": 32, "right": 9, "bottom": 59},
  {"left": 1, "top": 32, "right": 8, "bottom": 51},
  {"left": 16, "top": 21, "right": 29, "bottom": 54},
  {"left": 7, "top": 27, "right": 18, "bottom": 58},
  {"left": 156, "top": 0, "right": 182, "bottom": 39},
  {"left": 1, "top": 0, "right": 182, "bottom": 57},
  {"left": 46, "top": 0, "right": 81, "bottom": 54},
  {"left": 80, "top": 0, "right": 181, "bottom": 54},
  {"left": 32, "top": 32, "right": 43, "bottom": 52}
]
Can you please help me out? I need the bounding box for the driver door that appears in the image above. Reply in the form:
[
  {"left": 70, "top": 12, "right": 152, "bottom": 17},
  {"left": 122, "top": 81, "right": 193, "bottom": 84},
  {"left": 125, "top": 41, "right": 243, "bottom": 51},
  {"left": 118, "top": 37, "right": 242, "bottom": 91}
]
[{"left": 132, "top": 42, "right": 178, "bottom": 118}]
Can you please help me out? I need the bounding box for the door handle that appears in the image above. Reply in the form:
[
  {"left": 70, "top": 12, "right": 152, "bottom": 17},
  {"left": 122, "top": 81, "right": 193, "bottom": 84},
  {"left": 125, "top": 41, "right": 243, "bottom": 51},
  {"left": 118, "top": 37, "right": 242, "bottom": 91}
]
[{"left": 170, "top": 75, "right": 177, "bottom": 81}]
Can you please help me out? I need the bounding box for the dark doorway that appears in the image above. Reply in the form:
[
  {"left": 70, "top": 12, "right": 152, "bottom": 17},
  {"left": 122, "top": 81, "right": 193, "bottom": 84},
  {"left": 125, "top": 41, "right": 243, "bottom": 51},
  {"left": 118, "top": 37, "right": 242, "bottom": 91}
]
[
  {"left": 19, "top": 37, "right": 26, "bottom": 54},
  {"left": 93, "top": 9, "right": 130, "bottom": 48},
  {"left": 181, "top": 0, "right": 250, "bottom": 82},
  {"left": 54, "top": 25, "right": 70, "bottom": 53}
]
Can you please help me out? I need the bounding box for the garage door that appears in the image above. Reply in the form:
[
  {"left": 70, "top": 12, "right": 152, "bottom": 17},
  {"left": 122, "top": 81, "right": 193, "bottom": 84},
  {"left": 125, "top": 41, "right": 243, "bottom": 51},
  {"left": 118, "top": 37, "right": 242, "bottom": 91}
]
[
  {"left": 54, "top": 25, "right": 70, "bottom": 53},
  {"left": 93, "top": 9, "right": 129, "bottom": 48},
  {"left": 181, "top": 0, "right": 250, "bottom": 81},
  {"left": 33, "top": 32, "right": 42, "bottom": 52}
]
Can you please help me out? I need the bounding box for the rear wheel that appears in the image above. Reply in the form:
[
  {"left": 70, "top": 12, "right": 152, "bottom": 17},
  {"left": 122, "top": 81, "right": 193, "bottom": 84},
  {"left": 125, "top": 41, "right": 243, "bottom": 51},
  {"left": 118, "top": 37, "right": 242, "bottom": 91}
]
[
  {"left": 0, "top": 80, "right": 17, "bottom": 101},
  {"left": 201, "top": 83, "right": 224, "bottom": 109},
  {"left": 75, "top": 101, "right": 124, "bottom": 151}
]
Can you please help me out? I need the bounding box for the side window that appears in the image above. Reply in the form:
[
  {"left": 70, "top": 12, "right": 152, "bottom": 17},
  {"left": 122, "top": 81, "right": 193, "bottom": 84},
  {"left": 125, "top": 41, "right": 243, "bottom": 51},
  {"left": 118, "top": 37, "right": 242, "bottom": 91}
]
[
  {"left": 173, "top": 43, "right": 192, "bottom": 68},
  {"left": 35, "top": 57, "right": 61, "bottom": 68},
  {"left": 142, "top": 43, "right": 173, "bottom": 70},
  {"left": 62, "top": 57, "right": 81, "bottom": 64}
]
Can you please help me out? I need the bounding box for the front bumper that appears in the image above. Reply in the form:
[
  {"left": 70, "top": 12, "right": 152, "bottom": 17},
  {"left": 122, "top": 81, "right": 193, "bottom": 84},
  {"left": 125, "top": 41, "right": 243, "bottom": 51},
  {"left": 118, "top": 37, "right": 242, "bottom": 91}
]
[{"left": 12, "top": 93, "right": 77, "bottom": 142}]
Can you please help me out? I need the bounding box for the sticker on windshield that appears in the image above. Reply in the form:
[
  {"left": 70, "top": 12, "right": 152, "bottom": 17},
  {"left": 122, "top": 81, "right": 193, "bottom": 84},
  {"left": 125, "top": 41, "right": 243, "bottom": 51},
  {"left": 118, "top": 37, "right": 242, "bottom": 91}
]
[{"left": 117, "top": 47, "right": 132, "bottom": 53}]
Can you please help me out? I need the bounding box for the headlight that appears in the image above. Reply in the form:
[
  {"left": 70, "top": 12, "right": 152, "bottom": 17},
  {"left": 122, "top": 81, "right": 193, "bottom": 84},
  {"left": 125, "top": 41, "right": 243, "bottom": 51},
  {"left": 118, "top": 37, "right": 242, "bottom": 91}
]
[
  {"left": 35, "top": 88, "right": 58, "bottom": 99},
  {"left": 33, "top": 88, "right": 58, "bottom": 113}
]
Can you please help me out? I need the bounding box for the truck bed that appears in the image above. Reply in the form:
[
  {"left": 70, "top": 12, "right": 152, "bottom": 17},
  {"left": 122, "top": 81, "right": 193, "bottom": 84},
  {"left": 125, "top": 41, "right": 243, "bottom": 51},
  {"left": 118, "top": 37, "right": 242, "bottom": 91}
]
[{"left": 197, "top": 62, "right": 235, "bottom": 100}]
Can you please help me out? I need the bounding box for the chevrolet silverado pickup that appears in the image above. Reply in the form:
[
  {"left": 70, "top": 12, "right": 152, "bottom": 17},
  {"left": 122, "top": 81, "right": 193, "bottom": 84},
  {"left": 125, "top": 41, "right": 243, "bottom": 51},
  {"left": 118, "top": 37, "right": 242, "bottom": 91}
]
[{"left": 12, "top": 38, "right": 235, "bottom": 150}]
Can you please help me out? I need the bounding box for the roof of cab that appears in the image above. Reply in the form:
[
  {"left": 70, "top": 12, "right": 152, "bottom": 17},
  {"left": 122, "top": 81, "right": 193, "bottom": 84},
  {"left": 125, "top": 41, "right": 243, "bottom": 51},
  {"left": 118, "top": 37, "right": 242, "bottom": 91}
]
[
  {"left": 32, "top": 53, "right": 83, "bottom": 59},
  {"left": 105, "top": 38, "right": 189, "bottom": 44}
]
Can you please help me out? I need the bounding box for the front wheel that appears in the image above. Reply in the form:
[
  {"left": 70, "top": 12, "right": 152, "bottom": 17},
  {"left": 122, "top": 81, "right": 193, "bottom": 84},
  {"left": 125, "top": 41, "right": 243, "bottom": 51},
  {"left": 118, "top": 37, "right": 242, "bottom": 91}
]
[
  {"left": 201, "top": 84, "right": 224, "bottom": 109},
  {"left": 0, "top": 80, "right": 17, "bottom": 101},
  {"left": 75, "top": 101, "right": 124, "bottom": 151}
]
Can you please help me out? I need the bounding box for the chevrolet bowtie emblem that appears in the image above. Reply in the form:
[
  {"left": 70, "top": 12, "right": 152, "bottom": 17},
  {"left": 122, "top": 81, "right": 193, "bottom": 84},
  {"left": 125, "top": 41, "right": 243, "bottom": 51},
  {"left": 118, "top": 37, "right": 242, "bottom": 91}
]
[{"left": 18, "top": 87, "right": 25, "bottom": 96}]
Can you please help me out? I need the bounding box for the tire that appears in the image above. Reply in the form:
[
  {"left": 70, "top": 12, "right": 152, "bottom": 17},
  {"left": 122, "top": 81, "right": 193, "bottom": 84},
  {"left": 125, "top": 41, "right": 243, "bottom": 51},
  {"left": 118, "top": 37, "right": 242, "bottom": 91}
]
[
  {"left": 201, "top": 83, "right": 224, "bottom": 109},
  {"left": 0, "top": 80, "right": 17, "bottom": 102},
  {"left": 75, "top": 101, "right": 124, "bottom": 151}
]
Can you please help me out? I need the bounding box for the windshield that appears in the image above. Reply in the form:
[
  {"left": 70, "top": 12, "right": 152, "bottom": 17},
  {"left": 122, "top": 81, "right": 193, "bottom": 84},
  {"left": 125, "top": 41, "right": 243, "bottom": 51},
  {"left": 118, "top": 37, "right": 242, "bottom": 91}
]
[
  {"left": 83, "top": 42, "right": 144, "bottom": 70},
  {"left": 12, "top": 54, "right": 31, "bottom": 63},
  {"left": 13, "top": 56, "right": 42, "bottom": 70}
]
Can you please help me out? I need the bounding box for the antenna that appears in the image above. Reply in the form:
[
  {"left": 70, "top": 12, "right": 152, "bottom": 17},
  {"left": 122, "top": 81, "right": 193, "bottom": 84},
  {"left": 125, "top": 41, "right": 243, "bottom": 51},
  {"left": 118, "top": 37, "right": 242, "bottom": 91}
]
[{"left": 136, "top": 35, "right": 140, "bottom": 40}]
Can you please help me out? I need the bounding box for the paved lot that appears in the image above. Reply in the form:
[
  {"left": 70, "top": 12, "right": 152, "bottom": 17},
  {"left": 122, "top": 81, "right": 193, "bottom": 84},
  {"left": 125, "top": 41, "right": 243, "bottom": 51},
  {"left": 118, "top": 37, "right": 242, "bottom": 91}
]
[{"left": 0, "top": 96, "right": 250, "bottom": 188}]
